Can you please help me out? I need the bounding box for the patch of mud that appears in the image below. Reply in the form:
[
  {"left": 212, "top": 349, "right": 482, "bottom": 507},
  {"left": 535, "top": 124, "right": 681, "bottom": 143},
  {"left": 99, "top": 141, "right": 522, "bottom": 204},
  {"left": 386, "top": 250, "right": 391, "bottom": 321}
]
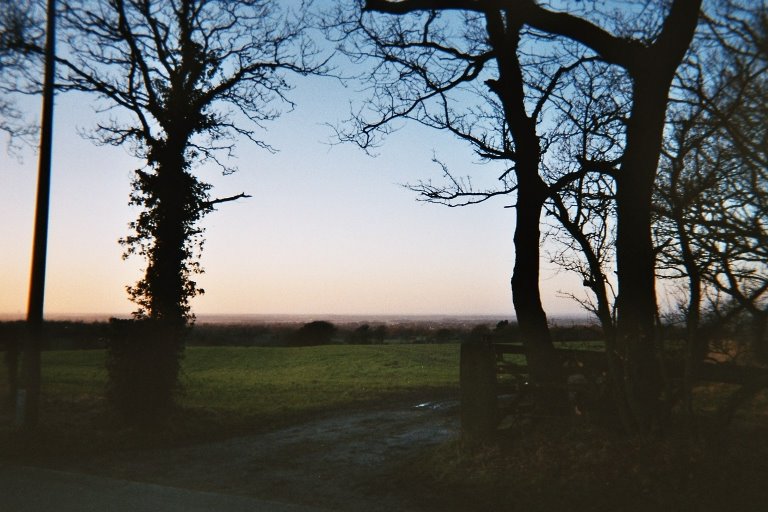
[{"left": 63, "top": 401, "right": 459, "bottom": 511}]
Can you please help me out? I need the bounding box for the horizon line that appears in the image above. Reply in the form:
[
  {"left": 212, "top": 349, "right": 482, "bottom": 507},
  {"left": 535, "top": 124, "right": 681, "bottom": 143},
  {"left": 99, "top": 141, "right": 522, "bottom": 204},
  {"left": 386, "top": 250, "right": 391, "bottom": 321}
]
[{"left": 0, "top": 311, "right": 593, "bottom": 324}]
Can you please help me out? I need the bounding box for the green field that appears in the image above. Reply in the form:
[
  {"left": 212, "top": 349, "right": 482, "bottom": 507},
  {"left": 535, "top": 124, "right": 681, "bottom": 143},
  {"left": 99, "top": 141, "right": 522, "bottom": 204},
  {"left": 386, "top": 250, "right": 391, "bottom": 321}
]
[
  {"left": 4, "top": 343, "right": 768, "bottom": 511},
  {"left": 1, "top": 344, "right": 460, "bottom": 458}
]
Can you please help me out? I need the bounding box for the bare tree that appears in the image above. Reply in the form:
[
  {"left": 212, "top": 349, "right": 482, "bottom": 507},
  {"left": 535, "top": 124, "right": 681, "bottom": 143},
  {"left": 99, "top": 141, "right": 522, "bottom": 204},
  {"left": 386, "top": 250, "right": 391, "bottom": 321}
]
[
  {"left": 655, "top": 108, "right": 718, "bottom": 414},
  {"left": 660, "top": 2, "right": 768, "bottom": 365},
  {"left": 350, "top": 0, "right": 701, "bottom": 430},
  {"left": 541, "top": 53, "right": 630, "bottom": 341},
  {"left": 54, "top": 0, "right": 326, "bottom": 416},
  {"left": 702, "top": 5, "right": 768, "bottom": 363},
  {"left": 0, "top": 0, "right": 40, "bottom": 151},
  {"left": 330, "top": 4, "right": 619, "bottom": 408},
  {"left": 646, "top": 2, "right": 768, "bottom": 426},
  {"left": 56, "top": 0, "right": 326, "bottom": 326}
]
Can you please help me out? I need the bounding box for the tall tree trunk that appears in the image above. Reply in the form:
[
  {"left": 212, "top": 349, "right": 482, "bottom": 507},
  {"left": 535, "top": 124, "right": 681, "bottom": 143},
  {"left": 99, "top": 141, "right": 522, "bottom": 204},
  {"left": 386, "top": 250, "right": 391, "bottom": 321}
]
[
  {"left": 512, "top": 176, "right": 561, "bottom": 391},
  {"left": 612, "top": 0, "right": 703, "bottom": 428},
  {"left": 512, "top": 157, "right": 564, "bottom": 413},
  {"left": 673, "top": 205, "right": 703, "bottom": 416},
  {"left": 485, "top": 11, "right": 562, "bottom": 407},
  {"left": 150, "top": 146, "right": 192, "bottom": 329},
  {"left": 550, "top": 196, "right": 632, "bottom": 427},
  {"left": 615, "top": 75, "right": 675, "bottom": 431},
  {"left": 497, "top": 37, "right": 565, "bottom": 412},
  {"left": 132, "top": 148, "right": 192, "bottom": 415}
]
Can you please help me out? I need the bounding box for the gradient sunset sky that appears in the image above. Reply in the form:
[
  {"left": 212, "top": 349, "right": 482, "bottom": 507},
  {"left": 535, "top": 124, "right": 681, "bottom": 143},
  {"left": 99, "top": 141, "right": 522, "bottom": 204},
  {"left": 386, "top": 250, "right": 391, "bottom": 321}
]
[{"left": 1, "top": 52, "right": 587, "bottom": 319}]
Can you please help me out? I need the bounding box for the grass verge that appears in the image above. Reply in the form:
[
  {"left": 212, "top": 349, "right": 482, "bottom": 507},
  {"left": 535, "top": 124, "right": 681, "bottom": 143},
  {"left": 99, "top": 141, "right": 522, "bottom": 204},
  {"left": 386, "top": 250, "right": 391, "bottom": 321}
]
[
  {"left": 0, "top": 344, "right": 459, "bottom": 460},
  {"left": 394, "top": 387, "right": 768, "bottom": 512}
]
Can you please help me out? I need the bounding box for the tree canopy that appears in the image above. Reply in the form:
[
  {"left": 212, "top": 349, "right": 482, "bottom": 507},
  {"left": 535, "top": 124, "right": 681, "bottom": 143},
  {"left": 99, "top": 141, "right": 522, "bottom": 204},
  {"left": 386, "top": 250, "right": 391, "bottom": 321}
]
[
  {"left": 0, "top": 0, "right": 40, "bottom": 150},
  {"left": 56, "top": 0, "right": 327, "bottom": 324}
]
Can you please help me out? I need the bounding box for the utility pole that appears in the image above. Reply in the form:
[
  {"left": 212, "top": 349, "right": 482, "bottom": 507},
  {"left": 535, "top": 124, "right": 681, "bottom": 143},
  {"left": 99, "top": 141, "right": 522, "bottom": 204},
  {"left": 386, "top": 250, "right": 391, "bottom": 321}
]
[{"left": 19, "top": 0, "right": 56, "bottom": 431}]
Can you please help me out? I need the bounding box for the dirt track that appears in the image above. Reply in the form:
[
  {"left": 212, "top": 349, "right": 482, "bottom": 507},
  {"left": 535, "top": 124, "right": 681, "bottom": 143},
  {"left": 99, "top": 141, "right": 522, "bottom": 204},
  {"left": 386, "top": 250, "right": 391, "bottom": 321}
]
[{"left": 60, "top": 400, "right": 460, "bottom": 512}]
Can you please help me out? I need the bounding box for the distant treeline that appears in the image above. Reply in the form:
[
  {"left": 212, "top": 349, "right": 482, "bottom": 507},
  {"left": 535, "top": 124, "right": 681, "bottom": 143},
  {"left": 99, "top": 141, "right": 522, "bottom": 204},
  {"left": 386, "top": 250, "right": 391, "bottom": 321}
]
[
  {"left": 0, "top": 318, "right": 613, "bottom": 350},
  {"left": 3, "top": 318, "right": 747, "bottom": 351}
]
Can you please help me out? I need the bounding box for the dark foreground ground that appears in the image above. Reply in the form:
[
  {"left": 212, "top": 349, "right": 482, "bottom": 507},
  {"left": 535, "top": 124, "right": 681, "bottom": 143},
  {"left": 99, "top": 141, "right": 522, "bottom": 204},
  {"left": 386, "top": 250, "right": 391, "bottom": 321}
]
[
  {"left": 4, "top": 400, "right": 459, "bottom": 512},
  {"left": 4, "top": 397, "right": 768, "bottom": 512},
  {"left": 0, "top": 464, "right": 324, "bottom": 512}
]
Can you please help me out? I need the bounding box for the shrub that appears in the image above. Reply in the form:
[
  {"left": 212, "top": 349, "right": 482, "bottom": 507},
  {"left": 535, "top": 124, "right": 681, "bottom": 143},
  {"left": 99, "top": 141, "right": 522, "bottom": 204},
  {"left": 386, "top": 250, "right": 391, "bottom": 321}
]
[
  {"left": 491, "top": 320, "right": 519, "bottom": 343},
  {"left": 288, "top": 321, "right": 338, "bottom": 346},
  {"left": 106, "top": 318, "right": 184, "bottom": 423},
  {"left": 347, "top": 324, "right": 372, "bottom": 345},
  {"left": 372, "top": 325, "right": 387, "bottom": 344}
]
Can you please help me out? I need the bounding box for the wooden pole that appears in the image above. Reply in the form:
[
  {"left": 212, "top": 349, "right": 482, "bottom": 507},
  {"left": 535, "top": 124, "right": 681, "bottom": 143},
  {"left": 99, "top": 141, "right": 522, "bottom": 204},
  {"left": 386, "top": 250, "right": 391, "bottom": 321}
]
[{"left": 19, "top": 0, "right": 56, "bottom": 431}]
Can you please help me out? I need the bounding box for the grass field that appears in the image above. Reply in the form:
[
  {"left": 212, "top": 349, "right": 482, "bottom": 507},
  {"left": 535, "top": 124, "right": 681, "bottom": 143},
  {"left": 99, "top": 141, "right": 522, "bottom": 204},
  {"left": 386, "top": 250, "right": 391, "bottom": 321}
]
[
  {"left": 1, "top": 344, "right": 460, "bottom": 458},
  {"left": 3, "top": 342, "right": 768, "bottom": 511}
]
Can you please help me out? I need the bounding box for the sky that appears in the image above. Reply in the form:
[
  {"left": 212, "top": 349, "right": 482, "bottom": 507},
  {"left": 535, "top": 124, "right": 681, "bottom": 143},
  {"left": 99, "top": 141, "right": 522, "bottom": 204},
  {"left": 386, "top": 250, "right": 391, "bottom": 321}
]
[{"left": 0, "top": 37, "right": 588, "bottom": 320}]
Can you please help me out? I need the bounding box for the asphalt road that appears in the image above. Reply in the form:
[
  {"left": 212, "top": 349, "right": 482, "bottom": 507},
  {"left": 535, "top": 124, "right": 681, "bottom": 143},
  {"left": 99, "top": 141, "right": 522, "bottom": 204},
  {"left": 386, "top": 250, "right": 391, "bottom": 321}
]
[{"left": 0, "top": 464, "right": 327, "bottom": 512}]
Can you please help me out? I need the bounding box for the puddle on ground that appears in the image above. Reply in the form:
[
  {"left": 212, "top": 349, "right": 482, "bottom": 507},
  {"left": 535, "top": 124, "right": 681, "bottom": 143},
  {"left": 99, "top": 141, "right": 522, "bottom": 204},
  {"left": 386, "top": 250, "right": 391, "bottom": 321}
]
[{"left": 412, "top": 400, "right": 457, "bottom": 411}]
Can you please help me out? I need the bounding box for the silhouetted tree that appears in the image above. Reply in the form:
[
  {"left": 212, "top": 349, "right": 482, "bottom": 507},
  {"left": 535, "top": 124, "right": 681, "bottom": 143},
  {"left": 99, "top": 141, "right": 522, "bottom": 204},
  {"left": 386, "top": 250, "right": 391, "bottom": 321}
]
[
  {"left": 0, "top": 0, "right": 28, "bottom": 398},
  {"left": 331, "top": 2, "right": 606, "bottom": 408},
  {"left": 538, "top": 53, "right": 635, "bottom": 425},
  {"left": 340, "top": 0, "right": 701, "bottom": 430},
  {"left": 657, "top": 2, "right": 768, "bottom": 365},
  {"left": 523, "top": 0, "right": 700, "bottom": 431},
  {"left": 349, "top": 323, "right": 372, "bottom": 344},
  {"left": 655, "top": 100, "right": 720, "bottom": 414},
  {"left": 697, "top": 5, "right": 768, "bottom": 363},
  {"left": 291, "top": 321, "right": 337, "bottom": 346},
  {"left": 542, "top": 55, "right": 626, "bottom": 344},
  {"left": 56, "top": 0, "right": 325, "bottom": 327},
  {"left": 372, "top": 324, "right": 387, "bottom": 344},
  {"left": 0, "top": 0, "right": 40, "bottom": 150},
  {"left": 54, "top": 0, "right": 326, "bottom": 416}
]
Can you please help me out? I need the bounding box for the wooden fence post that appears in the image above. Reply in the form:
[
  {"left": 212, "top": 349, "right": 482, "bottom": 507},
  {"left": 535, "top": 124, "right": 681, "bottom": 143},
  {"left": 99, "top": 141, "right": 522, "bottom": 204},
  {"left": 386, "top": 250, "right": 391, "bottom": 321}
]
[{"left": 460, "top": 339, "right": 498, "bottom": 441}]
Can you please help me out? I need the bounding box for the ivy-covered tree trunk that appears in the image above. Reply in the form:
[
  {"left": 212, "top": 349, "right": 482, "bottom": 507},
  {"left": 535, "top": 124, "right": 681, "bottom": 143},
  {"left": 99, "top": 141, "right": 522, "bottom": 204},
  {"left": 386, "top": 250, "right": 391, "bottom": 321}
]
[
  {"left": 149, "top": 169, "right": 188, "bottom": 326},
  {"left": 56, "top": 0, "right": 321, "bottom": 423},
  {"left": 138, "top": 157, "right": 199, "bottom": 325},
  {"left": 126, "top": 130, "right": 213, "bottom": 327}
]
